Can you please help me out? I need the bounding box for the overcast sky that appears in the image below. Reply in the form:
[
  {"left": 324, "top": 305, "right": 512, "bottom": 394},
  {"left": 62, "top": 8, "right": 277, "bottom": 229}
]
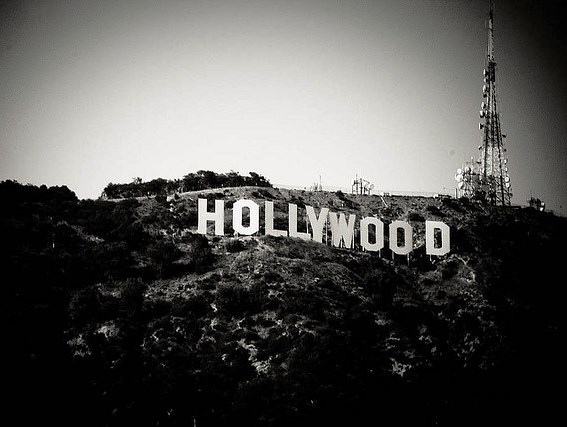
[{"left": 1, "top": 0, "right": 566, "bottom": 213}]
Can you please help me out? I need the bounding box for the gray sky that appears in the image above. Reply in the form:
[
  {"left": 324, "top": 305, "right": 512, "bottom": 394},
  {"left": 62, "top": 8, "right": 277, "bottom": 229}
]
[{"left": 1, "top": 0, "right": 566, "bottom": 213}]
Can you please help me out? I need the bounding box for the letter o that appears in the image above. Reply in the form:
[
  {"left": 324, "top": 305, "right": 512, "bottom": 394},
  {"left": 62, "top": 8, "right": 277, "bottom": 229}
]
[
  {"left": 360, "top": 217, "right": 384, "bottom": 252},
  {"left": 233, "top": 199, "right": 260, "bottom": 235},
  {"left": 389, "top": 221, "right": 413, "bottom": 255}
]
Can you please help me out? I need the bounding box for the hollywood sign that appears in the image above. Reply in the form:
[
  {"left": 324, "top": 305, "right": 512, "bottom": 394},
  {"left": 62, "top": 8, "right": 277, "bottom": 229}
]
[{"left": 196, "top": 198, "right": 450, "bottom": 256}]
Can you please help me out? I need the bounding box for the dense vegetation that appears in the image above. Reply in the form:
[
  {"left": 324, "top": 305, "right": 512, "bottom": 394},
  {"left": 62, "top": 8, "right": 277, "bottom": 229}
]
[
  {"left": 1, "top": 179, "right": 565, "bottom": 426},
  {"left": 102, "top": 170, "right": 271, "bottom": 199}
]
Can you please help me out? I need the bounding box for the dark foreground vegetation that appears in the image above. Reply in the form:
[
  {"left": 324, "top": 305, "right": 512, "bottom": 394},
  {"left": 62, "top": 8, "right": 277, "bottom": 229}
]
[{"left": 1, "top": 179, "right": 565, "bottom": 426}]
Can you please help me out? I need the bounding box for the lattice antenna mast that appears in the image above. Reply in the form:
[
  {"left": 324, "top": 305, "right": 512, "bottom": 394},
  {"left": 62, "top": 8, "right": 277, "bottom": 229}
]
[{"left": 478, "top": 0, "right": 512, "bottom": 205}]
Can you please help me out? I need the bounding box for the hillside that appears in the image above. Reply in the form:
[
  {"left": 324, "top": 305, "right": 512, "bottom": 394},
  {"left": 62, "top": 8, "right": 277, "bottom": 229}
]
[{"left": 2, "top": 180, "right": 566, "bottom": 426}]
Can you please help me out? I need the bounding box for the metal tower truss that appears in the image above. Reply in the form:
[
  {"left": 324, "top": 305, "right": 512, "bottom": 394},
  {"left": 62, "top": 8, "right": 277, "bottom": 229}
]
[
  {"left": 456, "top": 1, "right": 512, "bottom": 205},
  {"left": 352, "top": 174, "right": 374, "bottom": 196},
  {"left": 478, "top": 0, "right": 512, "bottom": 205}
]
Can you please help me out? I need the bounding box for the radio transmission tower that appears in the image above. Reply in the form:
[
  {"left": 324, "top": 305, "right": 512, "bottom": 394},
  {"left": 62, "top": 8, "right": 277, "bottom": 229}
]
[{"left": 478, "top": 0, "right": 512, "bottom": 205}]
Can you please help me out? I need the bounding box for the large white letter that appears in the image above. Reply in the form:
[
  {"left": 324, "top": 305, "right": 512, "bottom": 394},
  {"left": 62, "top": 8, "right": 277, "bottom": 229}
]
[
  {"left": 425, "top": 221, "right": 450, "bottom": 256},
  {"left": 360, "top": 217, "right": 384, "bottom": 252},
  {"left": 264, "top": 201, "right": 287, "bottom": 237},
  {"left": 328, "top": 212, "right": 356, "bottom": 248},
  {"left": 288, "top": 204, "right": 311, "bottom": 241},
  {"left": 197, "top": 198, "right": 224, "bottom": 236},
  {"left": 389, "top": 221, "right": 412, "bottom": 255},
  {"left": 306, "top": 206, "right": 329, "bottom": 243},
  {"left": 233, "top": 199, "right": 260, "bottom": 235}
]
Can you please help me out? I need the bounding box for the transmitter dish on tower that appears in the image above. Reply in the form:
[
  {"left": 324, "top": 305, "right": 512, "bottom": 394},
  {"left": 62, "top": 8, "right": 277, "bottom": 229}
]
[{"left": 455, "top": 159, "right": 482, "bottom": 198}]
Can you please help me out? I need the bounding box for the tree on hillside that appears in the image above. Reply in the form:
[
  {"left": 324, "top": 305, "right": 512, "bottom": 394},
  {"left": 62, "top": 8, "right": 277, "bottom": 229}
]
[{"left": 102, "top": 171, "right": 272, "bottom": 199}]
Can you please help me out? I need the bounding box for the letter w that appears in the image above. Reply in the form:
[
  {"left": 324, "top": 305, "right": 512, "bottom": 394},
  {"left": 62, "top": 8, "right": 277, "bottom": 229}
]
[{"left": 328, "top": 212, "right": 356, "bottom": 248}]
